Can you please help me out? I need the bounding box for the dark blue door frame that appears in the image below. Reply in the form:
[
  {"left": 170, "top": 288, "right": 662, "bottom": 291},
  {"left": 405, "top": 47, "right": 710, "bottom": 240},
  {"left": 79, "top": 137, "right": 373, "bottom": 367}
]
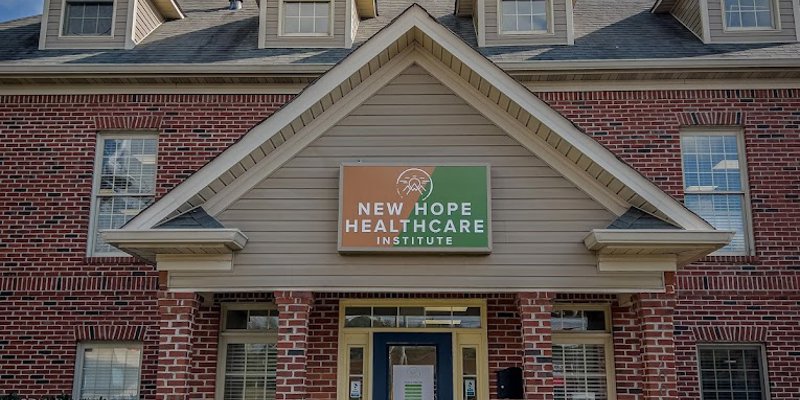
[{"left": 373, "top": 332, "right": 454, "bottom": 400}]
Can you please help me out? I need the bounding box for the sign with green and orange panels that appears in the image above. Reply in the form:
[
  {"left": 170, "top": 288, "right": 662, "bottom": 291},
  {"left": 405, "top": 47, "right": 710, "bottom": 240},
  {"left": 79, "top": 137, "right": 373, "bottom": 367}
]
[{"left": 338, "top": 163, "right": 491, "bottom": 253}]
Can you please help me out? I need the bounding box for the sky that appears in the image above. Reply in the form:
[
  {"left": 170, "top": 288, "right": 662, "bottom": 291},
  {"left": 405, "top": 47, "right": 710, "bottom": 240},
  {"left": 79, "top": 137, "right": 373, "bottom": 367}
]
[{"left": 0, "top": 0, "right": 43, "bottom": 23}]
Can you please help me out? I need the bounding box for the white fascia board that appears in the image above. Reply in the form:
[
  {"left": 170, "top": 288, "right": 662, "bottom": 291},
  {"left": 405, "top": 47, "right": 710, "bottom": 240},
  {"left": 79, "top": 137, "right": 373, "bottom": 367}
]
[
  {"left": 0, "top": 63, "right": 332, "bottom": 75},
  {"left": 151, "top": 0, "right": 185, "bottom": 19},
  {"left": 102, "top": 228, "right": 248, "bottom": 250},
  {"left": 497, "top": 58, "right": 800, "bottom": 71},
  {"left": 597, "top": 254, "right": 678, "bottom": 272},
  {"left": 156, "top": 254, "right": 234, "bottom": 272},
  {"left": 584, "top": 229, "right": 735, "bottom": 250},
  {"left": 3, "top": 59, "right": 800, "bottom": 78}
]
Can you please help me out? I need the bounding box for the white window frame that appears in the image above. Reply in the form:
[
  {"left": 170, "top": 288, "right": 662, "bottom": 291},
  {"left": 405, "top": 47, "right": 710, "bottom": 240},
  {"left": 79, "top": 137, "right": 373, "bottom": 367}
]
[
  {"left": 87, "top": 133, "right": 158, "bottom": 257},
  {"left": 696, "top": 343, "right": 771, "bottom": 400},
  {"left": 60, "top": 0, "right": 117, "bottom": 38},
  {"left": 215, "top": 303, "right": 279, "bottom": 400},
  {"left": 497, "top": 0, "right": 554, "bottom": 35},
  {"left": 278, "top": 0, "right": 335, "bottom": 37},
  {"left": 720, "top": 0, "right": 780, "bottom": 31},
  {"left": 72, "top": 341, "right": 143, "bottom": 400},
  {"left": 551, "top": 304, "right": 617, "bottom": 400},
  {"left": 680, "top": 128, "right": 754, "bottom": 256}
]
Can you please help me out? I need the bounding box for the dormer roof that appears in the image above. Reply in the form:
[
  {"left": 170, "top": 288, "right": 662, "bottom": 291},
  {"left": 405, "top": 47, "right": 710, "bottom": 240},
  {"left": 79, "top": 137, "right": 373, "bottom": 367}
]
[{"left": 0, "top": 0, "right": 798, "bottom": 78}]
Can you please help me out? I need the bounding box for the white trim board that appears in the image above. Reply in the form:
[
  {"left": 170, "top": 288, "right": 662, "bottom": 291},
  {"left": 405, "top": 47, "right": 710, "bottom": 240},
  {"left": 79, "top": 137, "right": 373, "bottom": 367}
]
[
  {"left": 0, "top": 84, "right": 305, "bottom": 95},
  {"left": 123, "top": 5, "right": 714, "bottom": 232},
  {"left": 3, "top": 79, "right": 800, "bottom": 96}
]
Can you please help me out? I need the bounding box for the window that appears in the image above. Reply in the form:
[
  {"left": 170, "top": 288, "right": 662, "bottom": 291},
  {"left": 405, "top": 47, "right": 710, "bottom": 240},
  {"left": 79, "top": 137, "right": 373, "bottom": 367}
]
[
  {"left": 723, "top": 0, "right": 775, "bottom": 29},
  {"left": 681, "top": 132, "right": 751, "bottom": 254},
  {"left": 552, "top": 305, "right": 615, "bottom": 400},
  {"left": 698, "top": 345, "right": 769, "bottom": 400},
  {"left": 217, "top": 304, "right": 279, "bottom": 400},
  {"left": 64, "top": 0, "right": 114, "bottom": 36},
  {"left": 343, "top": 305, "right": 482, "bottom": 328},
  {"left": 89, "top": 135, "right": 157, "bottom": 256},
  {"left": 281, "top": 0, "right": 331, "bottom": 35},
  {"left": 500, "top": 0, "right": 549, "bottom": 33},
  {"left": 73, "top": 342, "right": 142, "bottom": 400}
]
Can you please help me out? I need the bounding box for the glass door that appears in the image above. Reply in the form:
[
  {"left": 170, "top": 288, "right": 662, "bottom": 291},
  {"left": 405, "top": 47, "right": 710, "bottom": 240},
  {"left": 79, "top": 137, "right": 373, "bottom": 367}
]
[{"left": 373, "top": 333, "right": 453, "bottom": 400}]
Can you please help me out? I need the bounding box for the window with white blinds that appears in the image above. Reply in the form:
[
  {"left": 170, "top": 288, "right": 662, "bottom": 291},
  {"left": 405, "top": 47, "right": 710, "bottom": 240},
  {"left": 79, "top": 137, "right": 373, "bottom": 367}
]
[
  {"left": 217, "top": 304, "right": 279, "bottom": 400},
  {"left": 680, "top": 132, "right": 751, "bottom": 255},
  {"left": 73, "top": 342, "right": 142, "bottom": 400},
  {"left": 698, "top": 345, "right": 768, "bottom": 400},
  {"left": 553, "top": 344, "right": 608, "bottom": 400},
  {"left": 89, "top": 134, "right": 158, "bottom": 256},
  {"left": 223, "top": 343, "right": 278, "bottom": 400},
  {"left": 552, "top": 305, "right": 615, "bottom": 400}
]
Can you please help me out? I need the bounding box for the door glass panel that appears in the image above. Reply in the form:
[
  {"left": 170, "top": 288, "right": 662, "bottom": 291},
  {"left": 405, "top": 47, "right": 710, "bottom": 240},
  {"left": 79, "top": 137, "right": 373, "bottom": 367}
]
[
  {"left": 399, "top": 307, "right": 426, "bottom": 328},
  {"left": 349, "top": 347, "right": 365, "bottom": 400},
  {"left": 389, "top": 346, "right": 437, "bottom": 400},
  {"left": 462, "top": 347, "right": 478, "bottom": 400}
]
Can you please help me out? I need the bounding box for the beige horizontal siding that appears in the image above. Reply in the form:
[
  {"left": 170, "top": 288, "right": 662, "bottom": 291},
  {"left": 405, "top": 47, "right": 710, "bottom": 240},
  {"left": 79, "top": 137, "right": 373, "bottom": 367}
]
[
  {"left": 44, "top": 0, "right": 128, "bottom": 49},
  {"left": 708, "top": 0, "right": 797, "bottom": 43},
  {"left": 169, "top": 66, "right": 664, "bottom": 291},
  {"left": 485, "top": 0, "right": 569, "bottom": 46},
  {"left": 134, "top": 0, "right": 163, "bottom": 43},
  {"left": 264, "top": 0, "right": 346, "bottom": 48},
  {"left": 670, "top": 0, "right": 703, "bottom": 39}
]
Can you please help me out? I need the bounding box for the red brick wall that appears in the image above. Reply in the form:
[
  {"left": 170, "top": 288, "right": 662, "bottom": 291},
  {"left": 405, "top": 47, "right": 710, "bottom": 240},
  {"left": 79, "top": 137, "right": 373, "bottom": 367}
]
[
  {"left": 0, "top": 94, "right": 288, "bottom": 397},
  {"left": 539, "top": 89, "right": 800, "bottom": 399}
]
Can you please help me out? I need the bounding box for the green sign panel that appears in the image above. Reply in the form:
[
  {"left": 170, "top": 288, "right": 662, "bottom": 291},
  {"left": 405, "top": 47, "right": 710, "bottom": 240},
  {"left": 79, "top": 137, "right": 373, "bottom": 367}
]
[{"left": 338, "top": 164, "right": 492, "bottom": 253}]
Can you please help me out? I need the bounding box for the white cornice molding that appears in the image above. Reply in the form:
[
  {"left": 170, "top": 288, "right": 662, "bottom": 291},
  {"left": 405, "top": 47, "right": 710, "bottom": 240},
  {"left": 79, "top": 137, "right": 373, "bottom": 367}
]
[
  {"left": 2, "top": 58, "right": 800, "bottom": 77},
  {"left": 102, "top": 228, "right": 248, "bottom": 263},
  {"left": 585, "top": 228, "right": 735, "bottom": 267}
]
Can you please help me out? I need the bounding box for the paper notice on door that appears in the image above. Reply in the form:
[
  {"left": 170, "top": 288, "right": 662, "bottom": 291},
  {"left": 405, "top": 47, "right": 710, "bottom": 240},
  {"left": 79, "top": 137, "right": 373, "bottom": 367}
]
[
  {"left": 350, "top": 380, "right": 362, "bottom": 399},
  {"left": 392, "top": 365, "right": 435, "bottom": 400}
]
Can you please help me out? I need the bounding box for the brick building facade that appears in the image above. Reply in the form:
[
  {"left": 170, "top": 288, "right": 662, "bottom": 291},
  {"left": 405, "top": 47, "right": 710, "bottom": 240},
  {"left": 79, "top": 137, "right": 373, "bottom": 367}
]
[{"left": 1, "top": 1, "right": 799, "bottom": 400}]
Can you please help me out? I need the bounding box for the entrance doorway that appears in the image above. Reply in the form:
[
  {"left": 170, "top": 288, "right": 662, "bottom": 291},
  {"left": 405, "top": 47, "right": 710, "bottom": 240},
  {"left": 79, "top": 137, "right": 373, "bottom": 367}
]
[
  {"left": 337, "top": 299, "right": 488, "bottom": 400},
  {"left": 373, "top": 332, "right": 453, "bottom": 400}
]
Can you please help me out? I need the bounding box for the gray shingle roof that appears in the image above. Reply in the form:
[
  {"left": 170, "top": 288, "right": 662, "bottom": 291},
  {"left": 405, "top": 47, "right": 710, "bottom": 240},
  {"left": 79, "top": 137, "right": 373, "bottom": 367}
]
[
  {"left": 154, "top": 207, "right": 225, "bottom": 229},
  {"left": 607, "top": 207, "right": 681, "bottom": 230},
  {"left": 0, "top": 0, "right": 798, "bottom": 68}
]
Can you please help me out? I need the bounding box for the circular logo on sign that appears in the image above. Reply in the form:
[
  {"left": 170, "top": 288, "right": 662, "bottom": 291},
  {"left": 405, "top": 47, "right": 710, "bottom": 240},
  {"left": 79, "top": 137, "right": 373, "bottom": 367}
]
[{"left": 396, "top": 168, "right": 433, "bottom": 201}]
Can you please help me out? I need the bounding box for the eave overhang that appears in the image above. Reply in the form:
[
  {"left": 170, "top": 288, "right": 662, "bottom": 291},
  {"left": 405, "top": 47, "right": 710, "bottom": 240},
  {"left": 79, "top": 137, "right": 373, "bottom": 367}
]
[
  {"left": 151, "top": 0, "right": 185, "bottom": 19},
  {"left": 651, "top": 0, "right": 678, "bottom": 13},
  {"left": 584, "top": 229, "right": 735, "bottom": 272},
  {"left": 102, "top": 228, "right": 248, "bottom": 266},
  {"left": 356, "top": 0, "right": 378, "bottom": 18},
  {"left": 2, "top": 58, "right": 800, "bottom": 76}
]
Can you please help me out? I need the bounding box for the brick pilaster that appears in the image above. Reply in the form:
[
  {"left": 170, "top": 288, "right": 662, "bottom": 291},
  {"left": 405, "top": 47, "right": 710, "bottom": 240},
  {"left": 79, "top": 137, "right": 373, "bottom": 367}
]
[
  {"left": 156, "top": 291, "right": 200, "bottom": 400},
  {"left": 274, "top": 291, "right": 314, "bottom": 400},
  {"left": 516, "top": 292, "right": 555, "bottom": 400},
  {"left": 634, "top": 278, "right": 678, "bottom": 400}
]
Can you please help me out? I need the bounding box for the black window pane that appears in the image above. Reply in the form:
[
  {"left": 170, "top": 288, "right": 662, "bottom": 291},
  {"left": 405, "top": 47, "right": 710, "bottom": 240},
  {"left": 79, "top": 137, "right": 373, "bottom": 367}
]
[
  {"left": 585, "top": 311, "right": 606, "bottom": 331},
  {"left": 226, "top": 310, "right": 248, "bottom": 329},
  {"left": 64, "top": 2, "right": 114, "bottom": 36},
  {"left": 699, "top": 347, "right": 765, "bottom": 400}
]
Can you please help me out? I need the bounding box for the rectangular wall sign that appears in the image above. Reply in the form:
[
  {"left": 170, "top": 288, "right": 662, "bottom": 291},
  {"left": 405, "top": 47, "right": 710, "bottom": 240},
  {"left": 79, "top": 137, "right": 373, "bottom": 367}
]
[{"left": 338, "top": 163, "right": 491, "bottom": 253}]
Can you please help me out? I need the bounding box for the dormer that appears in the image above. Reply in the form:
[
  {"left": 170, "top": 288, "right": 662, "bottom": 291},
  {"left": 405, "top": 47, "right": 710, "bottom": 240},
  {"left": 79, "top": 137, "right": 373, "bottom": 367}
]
[
  {"left": 258, "top": 0, "right": 377, "bottom": 48},
  {"left": 457, "top": 0, "right": 575, "bottom": 46},
  {"left": 38, "top": 0, "right": 184, "bottom": 50},
  {"left": 652, "top": 0, "right": 800, "bottom": 43}
]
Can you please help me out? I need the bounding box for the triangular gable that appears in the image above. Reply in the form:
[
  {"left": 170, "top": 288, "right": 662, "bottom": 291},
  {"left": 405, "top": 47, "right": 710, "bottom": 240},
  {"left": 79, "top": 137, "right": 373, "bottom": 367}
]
[{"left": 124, "top": 4, "right": 713, "bottom": 232}]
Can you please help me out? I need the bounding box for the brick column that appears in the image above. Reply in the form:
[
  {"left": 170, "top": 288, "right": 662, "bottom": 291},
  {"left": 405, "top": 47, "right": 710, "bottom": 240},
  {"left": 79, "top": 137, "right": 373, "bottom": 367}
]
[
  {"left": 156, "top": 291, "right": 200, "bottom": 400},
  {"left": 516, "top": 292, "right": 555, "bottom": 400},
  {"left": 274, "top": 291, "right": 314, "bottom": 400},
  {"left": 634, "top": 275, "right": 678, "bottom": 400}
]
